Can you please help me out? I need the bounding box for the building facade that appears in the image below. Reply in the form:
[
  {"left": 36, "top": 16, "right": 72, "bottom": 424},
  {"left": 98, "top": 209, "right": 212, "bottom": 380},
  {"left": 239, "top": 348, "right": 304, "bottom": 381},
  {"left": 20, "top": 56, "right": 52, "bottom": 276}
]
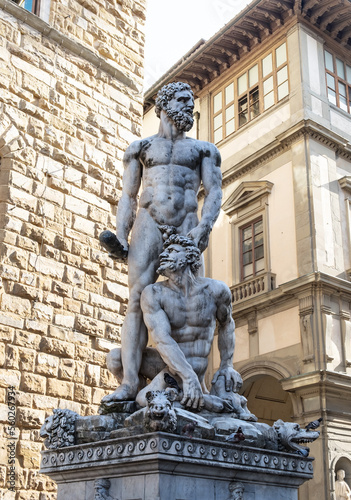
[
  {"left": 144, "top": 1, "right": 351, "bottom": 499},
  {"left": 0, "top": 0, "right": 146, "bottom": 497}
]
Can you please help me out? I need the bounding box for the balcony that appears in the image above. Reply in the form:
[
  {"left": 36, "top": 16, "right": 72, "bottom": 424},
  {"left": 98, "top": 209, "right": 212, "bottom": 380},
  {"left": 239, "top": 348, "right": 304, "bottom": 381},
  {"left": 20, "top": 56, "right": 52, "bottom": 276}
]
[{"left": 231, "top": 272, "right": 276, "bottom": 304}]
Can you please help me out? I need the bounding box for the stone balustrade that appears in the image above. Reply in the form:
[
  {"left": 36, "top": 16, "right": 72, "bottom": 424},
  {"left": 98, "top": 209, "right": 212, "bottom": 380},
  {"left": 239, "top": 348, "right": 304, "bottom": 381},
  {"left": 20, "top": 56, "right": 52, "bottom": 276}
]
[{"left": 231, "top": 272, "right": 276, "bottom": 303}]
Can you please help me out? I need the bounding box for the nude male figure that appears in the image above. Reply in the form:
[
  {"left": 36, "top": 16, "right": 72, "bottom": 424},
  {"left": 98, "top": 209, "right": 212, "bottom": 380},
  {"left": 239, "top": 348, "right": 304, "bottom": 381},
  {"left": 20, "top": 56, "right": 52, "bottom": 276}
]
[
  {"left": 102, "top": 82, "right": 222, "bottom": 403},
  {"left": 136, "top": 234, "right": 242, "bottom": 411}
]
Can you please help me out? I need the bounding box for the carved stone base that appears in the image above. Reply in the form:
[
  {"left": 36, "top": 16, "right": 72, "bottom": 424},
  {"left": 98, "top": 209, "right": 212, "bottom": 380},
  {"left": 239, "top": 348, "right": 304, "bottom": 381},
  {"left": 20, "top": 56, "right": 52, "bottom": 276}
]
[{"left": 40, "top": 432, "right": 314, "bottom": 500}]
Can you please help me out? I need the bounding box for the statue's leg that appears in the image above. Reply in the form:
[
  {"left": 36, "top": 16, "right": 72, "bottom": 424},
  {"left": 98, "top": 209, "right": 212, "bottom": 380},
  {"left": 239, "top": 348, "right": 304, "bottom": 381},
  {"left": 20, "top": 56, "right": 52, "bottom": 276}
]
[
  {"left": 102, "top": 211, "right": 163, "bottom": 402},
  {"left": 135, "top": 367, "right": 170, "bottom": 407},
  {"left": 140, "top": 347, "right": 166, "bottom": 380},
  {"left": 106, "top": 348, "right": 122, "bottom": 384},
  {"left": 106, "top": 347, "right": 165, "bottom": 390}
]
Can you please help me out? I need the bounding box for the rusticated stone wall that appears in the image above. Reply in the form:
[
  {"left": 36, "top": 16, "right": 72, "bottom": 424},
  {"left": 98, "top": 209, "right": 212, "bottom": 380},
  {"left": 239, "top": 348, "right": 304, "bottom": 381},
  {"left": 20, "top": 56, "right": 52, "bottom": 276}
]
[{"left": 0, "top": 0, "right": 145, "bottom": 497}]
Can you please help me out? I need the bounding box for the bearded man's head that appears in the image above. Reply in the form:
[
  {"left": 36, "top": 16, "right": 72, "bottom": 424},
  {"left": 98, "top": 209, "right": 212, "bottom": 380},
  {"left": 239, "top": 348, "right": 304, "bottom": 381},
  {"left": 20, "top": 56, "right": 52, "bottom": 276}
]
[
  {"left": 157, "top": 234, "right": 201, "bottom": 277},
  {"left": 155, "top": 82, "right": 194, "bottom": 132}
]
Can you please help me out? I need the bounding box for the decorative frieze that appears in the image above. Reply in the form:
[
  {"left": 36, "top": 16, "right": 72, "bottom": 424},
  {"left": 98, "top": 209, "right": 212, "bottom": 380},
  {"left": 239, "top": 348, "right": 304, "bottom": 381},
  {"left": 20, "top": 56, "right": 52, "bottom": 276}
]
[{"left": 40, "top": 432, "right": 314, "bottom": 479}]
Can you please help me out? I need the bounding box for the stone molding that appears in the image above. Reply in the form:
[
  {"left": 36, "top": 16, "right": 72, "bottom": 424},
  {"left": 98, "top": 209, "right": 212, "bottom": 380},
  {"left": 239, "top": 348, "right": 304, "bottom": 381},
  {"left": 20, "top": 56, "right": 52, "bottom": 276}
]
[
  {"left": 240, "top": 360, "right": 292, "bottom": 382},
  {"left": 281, "top": 369, "right": 351, "bottom": 393},
  {"left": 40, "top": 432, "right": 314, "bottom": 481},
  {"left": 0, "top": 0, "right": 138, "bottom": 91},
  {"left": 233, "top": 271, "right": 351, "bottom": 318},
  {"left": 221, "top": 119, "right": 351, "bottom": 188},
  {"left": 222, "top": 180, "right": 274, "bottom": 218},
  {"left": 338, "top": 176, "right": 351, "bottom": 195},
  {"left": 197, "top": 119, "right": 351, "bottom": 201}
]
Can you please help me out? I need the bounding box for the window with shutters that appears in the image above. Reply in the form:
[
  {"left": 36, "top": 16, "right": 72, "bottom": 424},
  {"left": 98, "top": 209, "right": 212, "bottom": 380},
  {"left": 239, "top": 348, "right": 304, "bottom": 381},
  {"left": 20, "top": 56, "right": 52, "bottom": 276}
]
[{"left": 212, "top": 40, "right": 289, "bottom": 144}]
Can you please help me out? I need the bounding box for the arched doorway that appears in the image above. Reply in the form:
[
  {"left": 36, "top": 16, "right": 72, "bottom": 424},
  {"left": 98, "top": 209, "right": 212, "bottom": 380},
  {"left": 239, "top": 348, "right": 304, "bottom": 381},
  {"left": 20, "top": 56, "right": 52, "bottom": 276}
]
[{"left": 242, "top": 374, "right": 293, "bottom": 425}]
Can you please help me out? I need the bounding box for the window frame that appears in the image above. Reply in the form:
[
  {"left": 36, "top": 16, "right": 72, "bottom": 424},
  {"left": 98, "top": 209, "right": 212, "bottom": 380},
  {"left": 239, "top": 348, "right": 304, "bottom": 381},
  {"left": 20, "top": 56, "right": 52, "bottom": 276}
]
[
  {"left": 211, "top": 40, "right": 289, "bottom": 144},
  {"left": 23, "top": 0, "right": 41, "bottom": 16},
  {"left": 240, "top": 216, "right": 265, "bottom": 282},
  {"left": 324, "top": 49, "right": 351, "bottom": 114},
  {"left": 222, "top": 180, "right": 273, "bottom": 286}
]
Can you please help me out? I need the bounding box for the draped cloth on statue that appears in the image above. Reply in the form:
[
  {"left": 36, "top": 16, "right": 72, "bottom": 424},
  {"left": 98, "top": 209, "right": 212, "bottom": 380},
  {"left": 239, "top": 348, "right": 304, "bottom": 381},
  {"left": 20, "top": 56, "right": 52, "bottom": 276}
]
[{"left": 335, "top": 479, "right": 351, "bottom": 500}]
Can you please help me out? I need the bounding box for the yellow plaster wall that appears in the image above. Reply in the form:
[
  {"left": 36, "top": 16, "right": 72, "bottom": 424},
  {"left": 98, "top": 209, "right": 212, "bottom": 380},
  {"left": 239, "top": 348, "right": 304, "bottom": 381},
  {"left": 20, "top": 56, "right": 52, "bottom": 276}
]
[
  {"left": 266, "top": 161, "right": 298, "bottom": 285},
  {"left": 258, "top": 306, "right": 300, "bottom": 355}
]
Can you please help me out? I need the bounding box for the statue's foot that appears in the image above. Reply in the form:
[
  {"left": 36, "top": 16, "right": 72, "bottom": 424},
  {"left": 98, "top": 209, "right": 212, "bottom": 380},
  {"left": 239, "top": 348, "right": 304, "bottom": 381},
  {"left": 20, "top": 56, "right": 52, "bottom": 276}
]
[
  {"left": 238, "top": 412, "right": 258, "bottom": 422},
  {"left": 101, "top": 384, "right": 137, "bottom": 404}
]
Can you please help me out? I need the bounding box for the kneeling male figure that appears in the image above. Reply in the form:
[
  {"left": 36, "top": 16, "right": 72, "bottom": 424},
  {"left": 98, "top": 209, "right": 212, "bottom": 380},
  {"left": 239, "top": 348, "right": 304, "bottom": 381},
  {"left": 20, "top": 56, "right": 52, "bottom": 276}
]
[{"left": 137, "top": 234, "right": 242, "bottom": 411}]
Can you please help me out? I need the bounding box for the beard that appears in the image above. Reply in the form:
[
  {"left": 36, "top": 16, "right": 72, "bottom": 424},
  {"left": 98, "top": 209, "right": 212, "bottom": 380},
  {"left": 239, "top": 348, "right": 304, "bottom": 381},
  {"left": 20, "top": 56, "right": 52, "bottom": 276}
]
[
  {"left": 165, "top": 107, "right": 194, "bottom": 132},
  {"left": 157, "top": 258, "right": 187, "bottom": 277}
]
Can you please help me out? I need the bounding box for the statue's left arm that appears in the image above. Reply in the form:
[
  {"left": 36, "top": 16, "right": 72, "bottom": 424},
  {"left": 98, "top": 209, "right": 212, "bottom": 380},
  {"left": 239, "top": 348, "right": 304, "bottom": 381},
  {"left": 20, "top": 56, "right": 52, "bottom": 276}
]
[
  {"left": 212, "top": 284, "right": 242, "bottom": 392},
  {"left": 187, "top": 143, "right": 222, "bottom": 252}
]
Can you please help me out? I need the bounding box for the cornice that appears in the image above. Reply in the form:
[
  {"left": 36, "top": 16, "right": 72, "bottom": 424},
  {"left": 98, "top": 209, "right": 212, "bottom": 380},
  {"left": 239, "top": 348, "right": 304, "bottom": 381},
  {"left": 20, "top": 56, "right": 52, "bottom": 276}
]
[
  {"left": 143, "top": 0, "right": 351, "bottom": 111},
  {"left": 232, "top": 271, "right": 351, "bottom": 317},
  {"left": 222, "top": 180, "right": 274, "bottom": 217},
  {"left": 281, "top": 370, "right": 351, "bottom": 392},
  {"left": 339, "top": 176, "right": 351, "bottom": 194},
  {"left": 143, "top": 1, "right": 299, "bottom": 110},
  {"left": 220, "top": 119, "right": 351, "bottom": 188},
  {"left": 40, "top": 431, "right": 314, "bottom": 482},
  {"left": 0, "top": 0, "right": 139, "bottom": 91}
]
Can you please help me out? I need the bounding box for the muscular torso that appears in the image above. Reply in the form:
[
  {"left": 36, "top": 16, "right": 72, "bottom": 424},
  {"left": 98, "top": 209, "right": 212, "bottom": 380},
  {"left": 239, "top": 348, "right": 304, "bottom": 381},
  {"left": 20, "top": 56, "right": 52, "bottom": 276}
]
[
  {"left": 138, "top": 136, "right": 209, "bottom": 229},
  {"left": 154, "top": 279, "right": 220, "bottom": 378}
]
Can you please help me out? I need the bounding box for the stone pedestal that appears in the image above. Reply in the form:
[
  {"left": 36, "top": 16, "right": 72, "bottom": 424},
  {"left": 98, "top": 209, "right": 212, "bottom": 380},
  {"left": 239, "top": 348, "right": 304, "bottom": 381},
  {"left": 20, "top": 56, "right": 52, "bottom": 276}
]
[{"left": 40, "top": 432, "right": 314, "bottom": 500}]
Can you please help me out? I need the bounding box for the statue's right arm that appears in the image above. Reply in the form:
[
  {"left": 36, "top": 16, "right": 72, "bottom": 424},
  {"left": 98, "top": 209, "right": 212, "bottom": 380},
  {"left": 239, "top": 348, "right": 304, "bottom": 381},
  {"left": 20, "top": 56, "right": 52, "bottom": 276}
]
[
  {"left": 140, "top": 286, "right": 195, "bottom": 379},
  {"left": 115, "top": 140, "right": 144, "bottom": 249},
  {"left": 141, "top": 286, "right": 204, "bottom": 409}
]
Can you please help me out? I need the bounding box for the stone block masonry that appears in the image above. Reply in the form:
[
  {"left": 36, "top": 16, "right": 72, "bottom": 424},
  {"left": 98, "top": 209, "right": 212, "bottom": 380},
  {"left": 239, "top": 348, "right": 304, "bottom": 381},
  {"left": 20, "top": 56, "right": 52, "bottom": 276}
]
[{"left": 0, "top": 0, "right": 146, "bottom": 498}]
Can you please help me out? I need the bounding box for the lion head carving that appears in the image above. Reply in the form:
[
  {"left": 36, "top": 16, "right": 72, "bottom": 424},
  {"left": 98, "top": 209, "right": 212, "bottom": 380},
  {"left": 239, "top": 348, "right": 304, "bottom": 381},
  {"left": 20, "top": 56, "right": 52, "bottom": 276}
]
[{"left": 40, "top": 409, "right": 79, "bottom": 449}]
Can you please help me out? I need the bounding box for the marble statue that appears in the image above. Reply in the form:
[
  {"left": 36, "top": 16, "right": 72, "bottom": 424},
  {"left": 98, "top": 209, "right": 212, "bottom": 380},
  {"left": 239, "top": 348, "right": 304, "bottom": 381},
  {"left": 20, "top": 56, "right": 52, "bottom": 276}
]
[
  {"left": 40, "top": 408, "right": 78, "bottom": 449},
  {"left": 142, "top": 389, "right": 177, "bottom": 433},
  {"left": 40, "top": 82, "right": 320, "bottom": 463},
  {"left": 335, "top": 470, "right": 351, "bottom": 500},
  {"left": 100, "top": 81, "right": 222, "bottom": 404},
  {"left": 139, "top": 234, "right": 241, "bottom": 410},
  {"left": 39, "top": 80, "right": 323, "bottom": 500},
  {"left": 94, "top": 479, "right": 114, "bottom": 500},
  {"left": 227, "top": 482, "right": 245, "bottom": 500},
  {"left": 105, "top": 234, "right": 244, "bottom": 415},
  {"left": 271, "top": 420, "right": 320, "bottom": 456}
]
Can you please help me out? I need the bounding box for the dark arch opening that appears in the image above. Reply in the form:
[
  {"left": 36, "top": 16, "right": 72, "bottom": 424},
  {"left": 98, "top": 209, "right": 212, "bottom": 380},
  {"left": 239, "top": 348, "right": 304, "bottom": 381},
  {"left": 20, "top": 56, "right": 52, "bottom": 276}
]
[{"left": 242, "top": 374, "right": 293, "bottom": 425}]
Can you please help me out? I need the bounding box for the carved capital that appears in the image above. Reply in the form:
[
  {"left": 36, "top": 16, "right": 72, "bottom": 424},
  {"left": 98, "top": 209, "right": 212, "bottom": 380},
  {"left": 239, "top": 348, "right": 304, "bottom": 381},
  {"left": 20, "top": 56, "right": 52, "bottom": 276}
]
[
  {"left": 340, "top": 310, "right": 350, "bottom": 321},
  {"left": 299, "top": 295, "right": 314, "bottom": 316},
  {"left": 303, "top": 355, "right": 315, "bottom": 364}
]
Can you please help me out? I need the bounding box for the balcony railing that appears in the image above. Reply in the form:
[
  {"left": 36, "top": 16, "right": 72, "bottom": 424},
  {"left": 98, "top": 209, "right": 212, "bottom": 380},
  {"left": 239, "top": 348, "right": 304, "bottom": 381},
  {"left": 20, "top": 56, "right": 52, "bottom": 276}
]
[{"left": 231, "top": 272, "right": 276, "bottom": 304}]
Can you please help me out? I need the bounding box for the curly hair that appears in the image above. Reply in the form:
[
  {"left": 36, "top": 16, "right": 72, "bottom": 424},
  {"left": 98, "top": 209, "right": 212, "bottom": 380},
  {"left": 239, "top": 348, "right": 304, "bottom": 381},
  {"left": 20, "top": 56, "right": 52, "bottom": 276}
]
[
  {"left": 163, "top": 234, "right": 201, "bottom": 274},
  {"left": 155, "top": 82, "right": 193, "bottom": 118},
  {"left": 40, "top": 408, "right": 79, "bottom": 449}
]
